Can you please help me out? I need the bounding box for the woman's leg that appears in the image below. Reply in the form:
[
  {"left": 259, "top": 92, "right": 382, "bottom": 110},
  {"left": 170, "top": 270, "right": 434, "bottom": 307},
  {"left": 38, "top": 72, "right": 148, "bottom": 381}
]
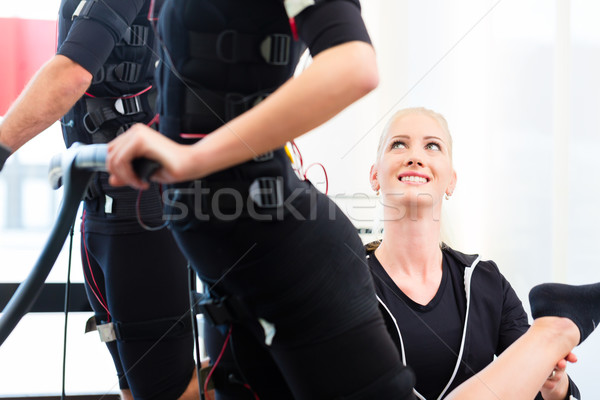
[{"left": 447, "top": 282, "right": 600, "bottom": 400}]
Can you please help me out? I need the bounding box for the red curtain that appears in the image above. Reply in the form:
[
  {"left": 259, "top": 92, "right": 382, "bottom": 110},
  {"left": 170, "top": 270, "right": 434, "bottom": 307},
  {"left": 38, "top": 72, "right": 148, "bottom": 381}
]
[{"left": 0, "top": 18, "right": 57, "bottom": 115}]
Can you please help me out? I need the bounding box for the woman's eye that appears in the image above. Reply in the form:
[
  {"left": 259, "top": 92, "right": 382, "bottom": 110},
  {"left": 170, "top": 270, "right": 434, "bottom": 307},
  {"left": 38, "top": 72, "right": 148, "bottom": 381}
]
[
  {"left": 391, "top": 141, "right": 406, "bottom": 150},
  {"left": 425, "top": 142, "right": 441, "bottom": 151}
]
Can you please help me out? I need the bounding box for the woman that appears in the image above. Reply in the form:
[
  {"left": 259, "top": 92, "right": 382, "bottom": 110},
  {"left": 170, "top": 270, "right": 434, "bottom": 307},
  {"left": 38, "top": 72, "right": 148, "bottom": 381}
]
[
  {"left": 107, "top": 1, "right": 414, "bottom": 399},
  {"left": 367, "top": 107, "right": 578, "bottom": 399}
]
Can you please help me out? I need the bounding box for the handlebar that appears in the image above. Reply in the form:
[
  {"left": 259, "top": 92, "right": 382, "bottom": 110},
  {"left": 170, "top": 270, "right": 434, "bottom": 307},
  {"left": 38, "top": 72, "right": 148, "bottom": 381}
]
[
  {"left": 0, "top": 142, "right": 160, "bottom": 347},
  {"left": 49, "top": 142, "right": 160, "bottom": 189}
]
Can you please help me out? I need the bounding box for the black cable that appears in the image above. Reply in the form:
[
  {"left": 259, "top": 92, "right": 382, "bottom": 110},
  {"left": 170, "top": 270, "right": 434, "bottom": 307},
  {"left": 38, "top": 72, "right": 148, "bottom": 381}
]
[
  {"left": 61, "top": 223, "right": 76, "bottom": 399},
  {"left": 188, "top": 263, "right": 205, "bottom": 400}
]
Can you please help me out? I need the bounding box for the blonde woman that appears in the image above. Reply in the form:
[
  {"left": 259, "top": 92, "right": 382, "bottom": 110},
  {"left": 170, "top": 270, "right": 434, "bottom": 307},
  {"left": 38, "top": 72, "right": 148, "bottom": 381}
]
[{"left": 367, "top": 107, "right": 579, "bottom": 399}]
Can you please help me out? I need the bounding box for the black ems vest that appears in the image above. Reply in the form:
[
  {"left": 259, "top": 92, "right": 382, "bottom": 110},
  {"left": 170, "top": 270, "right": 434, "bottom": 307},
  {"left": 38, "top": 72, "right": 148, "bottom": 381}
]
[
  {"left": 58, "top": 0, "right": 158, "bottom": 147},
  {"left": 155, "top": 0, "right": 305, "bottom": 142}
]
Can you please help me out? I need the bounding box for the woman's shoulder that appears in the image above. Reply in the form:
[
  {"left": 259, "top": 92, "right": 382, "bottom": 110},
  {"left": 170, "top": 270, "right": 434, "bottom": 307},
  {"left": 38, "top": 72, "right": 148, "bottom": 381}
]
[{"left": 442, "top": 244, "right": 501, "bottom": 275}]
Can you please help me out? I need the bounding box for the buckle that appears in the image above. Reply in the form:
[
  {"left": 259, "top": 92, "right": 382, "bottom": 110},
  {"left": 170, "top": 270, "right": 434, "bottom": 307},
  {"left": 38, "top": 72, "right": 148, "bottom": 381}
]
[
  {"left": 72, "top": 0, "right": 94, "bottom": 20},
  {"left": 113, "top": 62, "right": 141, "bottom": 83},
  {"left": 216, "top": 30, "right": 239, "bottom": 63},
  {"left": 253, "top": 151, "right": 274, "bottom": 162},
  {"left": 249, "top": 177, "right": 283, "bottom": 208},
  {"left": 115, "top": 96, "right": 142, "bottom": 116},
  {"left": 192, "top": 293, "right": 251, "bottom": 326},
  {"left": 121, "top": 25, "right": 148, "bottom": 46},
  {"left": 116, "top": 123, "right": 134, "bottom": 136},
  {"left": 82, "top": 112, "right": 100, "bottom": 133},
  {"left": 260, "top": 34, "right": 290, "bottom": 65},
  {"left": 97, "top": 322, "right": 117, "bottom": 343}
]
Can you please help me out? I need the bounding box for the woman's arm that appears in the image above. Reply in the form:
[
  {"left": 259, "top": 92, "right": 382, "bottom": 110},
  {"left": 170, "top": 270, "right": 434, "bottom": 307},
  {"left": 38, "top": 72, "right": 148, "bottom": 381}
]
[{"left": 107, "top": 40, "right": 378, "bottom": 188}]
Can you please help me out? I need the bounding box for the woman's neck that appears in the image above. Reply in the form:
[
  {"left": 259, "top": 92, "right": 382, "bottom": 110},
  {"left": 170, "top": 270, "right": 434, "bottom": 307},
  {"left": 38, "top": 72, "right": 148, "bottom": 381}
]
[{"left": 376, "top": 212, "right": 443, "bottom": 278}]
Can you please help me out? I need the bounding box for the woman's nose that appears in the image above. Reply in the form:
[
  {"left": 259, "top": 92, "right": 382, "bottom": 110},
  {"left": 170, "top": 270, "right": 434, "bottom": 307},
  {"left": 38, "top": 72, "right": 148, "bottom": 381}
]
[{"left": 406, "top": 158, "right": 424, "bottom": 167}]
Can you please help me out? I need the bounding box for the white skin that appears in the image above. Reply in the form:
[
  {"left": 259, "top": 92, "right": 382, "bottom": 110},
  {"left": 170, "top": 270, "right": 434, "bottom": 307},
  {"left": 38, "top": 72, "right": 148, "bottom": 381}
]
[{"left": 369, "top": 112, "right": 575, "bottom": 400}]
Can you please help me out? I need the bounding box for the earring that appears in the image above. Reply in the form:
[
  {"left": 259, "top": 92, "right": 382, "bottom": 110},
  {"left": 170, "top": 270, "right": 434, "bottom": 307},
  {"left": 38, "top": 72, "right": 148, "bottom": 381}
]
[
  {"left": 445, "top": 193, "right": 450, "bottom": 200},
  {"left": 376, "top": 190, "right": 380, "bottom": 196}
]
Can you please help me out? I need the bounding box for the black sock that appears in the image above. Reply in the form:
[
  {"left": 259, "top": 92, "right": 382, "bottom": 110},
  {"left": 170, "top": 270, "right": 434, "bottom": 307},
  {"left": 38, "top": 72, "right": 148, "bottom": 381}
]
[{"left": 529, "top": 283, "right": 600, "bottom": 344}]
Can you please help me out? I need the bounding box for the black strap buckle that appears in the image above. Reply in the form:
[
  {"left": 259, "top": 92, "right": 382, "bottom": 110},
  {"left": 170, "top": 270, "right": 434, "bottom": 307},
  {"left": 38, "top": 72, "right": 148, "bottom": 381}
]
[
  {"left": 116, "top": 123, "right": 135, "bottom": 136},
  {"left": 82, "top": 112, "right": 101, "bottom": 133},
  {"left": 113, "top": 62, "right": 142, "bottom": 83},
  {"left": 249, "top": 177, "right": 283, "bottom": 208},
  {"left": 260, "top": 34, "right": 291, "bottom": 66},
  {"left": 121, "top": 25, "right": 148, "bottom": 46},
  {"left": 253, "top": 151, "right": 274, "bottom": 162},
  {"left": 115, "top": 96, "right": 143, "bottom": 116}
]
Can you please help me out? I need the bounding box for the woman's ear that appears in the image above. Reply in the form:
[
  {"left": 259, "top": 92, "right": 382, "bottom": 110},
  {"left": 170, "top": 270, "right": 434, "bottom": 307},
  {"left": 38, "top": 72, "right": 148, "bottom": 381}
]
[
  {"left": 369, "top": 164, "right": 380, "bottom": 192},
  {"left": 446, "top": 169, "right": 457, "bottom": 196}
]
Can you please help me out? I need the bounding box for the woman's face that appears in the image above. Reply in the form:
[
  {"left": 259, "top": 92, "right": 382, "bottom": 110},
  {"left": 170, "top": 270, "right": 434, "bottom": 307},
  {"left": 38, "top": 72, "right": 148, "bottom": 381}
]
[{"left": 371, "top": 113, "right": 456, "bottom": 211}]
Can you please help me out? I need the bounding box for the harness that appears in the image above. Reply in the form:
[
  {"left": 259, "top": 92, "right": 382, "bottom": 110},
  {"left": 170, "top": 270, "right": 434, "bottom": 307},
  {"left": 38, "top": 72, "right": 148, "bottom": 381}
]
[{"left": 60, "top": 0, "right": 158, "bottom": 147}]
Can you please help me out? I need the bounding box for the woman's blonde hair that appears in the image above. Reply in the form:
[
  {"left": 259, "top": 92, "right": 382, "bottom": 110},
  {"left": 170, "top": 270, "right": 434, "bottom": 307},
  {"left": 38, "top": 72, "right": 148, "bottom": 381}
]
[{"left": 375, "top": 107, "right": 453, "bottom": 161}]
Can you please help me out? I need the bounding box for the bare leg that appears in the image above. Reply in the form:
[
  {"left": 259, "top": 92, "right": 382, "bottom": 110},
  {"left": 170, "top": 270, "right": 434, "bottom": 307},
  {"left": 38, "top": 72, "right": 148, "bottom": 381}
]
[
  {"left": 446, "top": 317, "right": 579, "bottom": 400},
  {"left": 120, "top": 389, "right": 133, "bottom": 400}
]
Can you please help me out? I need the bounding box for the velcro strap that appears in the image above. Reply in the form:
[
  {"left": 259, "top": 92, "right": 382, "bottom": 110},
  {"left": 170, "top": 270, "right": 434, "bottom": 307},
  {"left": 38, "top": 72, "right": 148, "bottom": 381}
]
[
  {"left": 115, "top": 316, "right": 191, "bottom": 342},
  {"left": 93, "top": 316, "right": 192, "bottom": 343},
  {"left": 71, "top": 0, "right": 129, "bottom": 39}
]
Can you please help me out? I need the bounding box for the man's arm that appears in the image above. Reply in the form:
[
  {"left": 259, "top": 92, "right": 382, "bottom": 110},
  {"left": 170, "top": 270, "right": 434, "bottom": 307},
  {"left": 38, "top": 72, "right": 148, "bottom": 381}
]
[{"left": 0, "top": 54, "right": 92, "bottom": 153}]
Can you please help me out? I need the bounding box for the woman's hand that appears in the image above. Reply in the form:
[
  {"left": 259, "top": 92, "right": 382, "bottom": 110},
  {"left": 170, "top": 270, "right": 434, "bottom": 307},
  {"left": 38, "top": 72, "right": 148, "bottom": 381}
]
[
  {"left": 107, "top": 123, "right": 198, "bottom": 189},
  {"left": 540, "top": 352, "right": 577, "bottom": 400}
]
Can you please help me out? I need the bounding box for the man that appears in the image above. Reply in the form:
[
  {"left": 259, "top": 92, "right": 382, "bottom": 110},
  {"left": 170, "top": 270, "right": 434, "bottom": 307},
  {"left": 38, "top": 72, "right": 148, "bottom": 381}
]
[{"left": 0, "top": 1, "right": 197, "bottom": 398}]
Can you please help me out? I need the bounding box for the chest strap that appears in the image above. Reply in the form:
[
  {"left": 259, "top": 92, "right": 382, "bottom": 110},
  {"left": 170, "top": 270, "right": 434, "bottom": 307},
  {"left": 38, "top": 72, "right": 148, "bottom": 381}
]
[
  {"left": 189, "top": 30, "right": 291, "bottom": 66},
  {"left": 83, "top": 88, "right": 156, "bottom": 135}
]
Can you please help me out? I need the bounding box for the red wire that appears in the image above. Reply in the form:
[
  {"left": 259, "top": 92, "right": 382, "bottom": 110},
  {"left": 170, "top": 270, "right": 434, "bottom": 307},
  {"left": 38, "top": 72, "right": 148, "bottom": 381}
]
[
  {"left": 243, "top": 383, "right": 261, "bottom": 400},
  {"left": 148, "top": 0, "right": 158, "bottom": 21},
  {"left": 203, "top": 326, "right": 260, "bottom": 399},
  {"left": 146, "top": 113, "right": 160, "bottom": 127},
  {"left": 122, "top": 85, "right": 153, "bottom": 99},
  {"left": 85, "top": 85, "right": 152, "bottom": 100},
  {"left": 204, "top": 326, "right": 233, "bottom": 395},
  {"left": 288, "top": 17, "right": 299, "bottom": 41},
  {"left": 81, "top": 210, "right": 111, "bottom": 320}
]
